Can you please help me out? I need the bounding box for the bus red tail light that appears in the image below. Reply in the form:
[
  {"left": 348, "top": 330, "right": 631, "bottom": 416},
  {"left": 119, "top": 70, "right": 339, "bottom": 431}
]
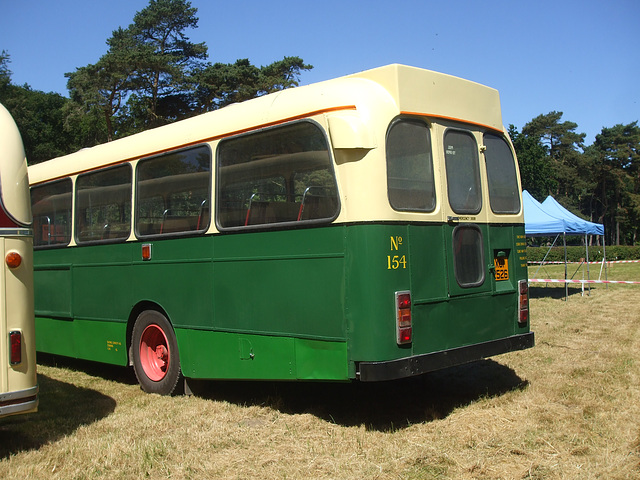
[
  {"left": 9, "top": 330, "right": 22, "bottom": 365},
  {"left": 395, "top": 291, "right": 412, "bottom": 345},
  {"left": 518, "top": 280, "right": 529, "bottom": 324}
]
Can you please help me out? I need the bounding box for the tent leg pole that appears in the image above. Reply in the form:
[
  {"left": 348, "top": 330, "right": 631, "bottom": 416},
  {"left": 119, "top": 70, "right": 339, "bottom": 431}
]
[
  {"left": 564, "top": 233, "right": 568, "bottom": 301},
  {"left": 603, "top": 236, "right": 608, "bottom": 290},
  {"left": 586, "top": 233, "right": 590, "bottom": 296}
]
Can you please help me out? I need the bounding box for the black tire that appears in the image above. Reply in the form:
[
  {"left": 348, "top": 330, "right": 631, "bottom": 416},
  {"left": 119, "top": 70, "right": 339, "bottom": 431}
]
[{"left": 131, "top": 310, "right": 182, "bottom": 395}]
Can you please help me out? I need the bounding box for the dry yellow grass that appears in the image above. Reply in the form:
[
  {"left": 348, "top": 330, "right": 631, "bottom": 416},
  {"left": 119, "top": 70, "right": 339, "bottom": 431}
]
[{"left": 1, "top": 269, "right": 639, "bottom": 479}]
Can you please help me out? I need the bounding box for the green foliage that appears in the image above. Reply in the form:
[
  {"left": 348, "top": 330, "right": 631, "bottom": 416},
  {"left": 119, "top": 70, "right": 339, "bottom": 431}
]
[
  {"left": 510, "top": 124, "right": 556, "bottom": 199},
  {"left": 0, "top": 83, "right": 75, "bottom": 164},
  {"left": 590, "top": 122, "right": 640, "bottom": 245},
  {"left": 515, "top": 111, "right": 640, "bottom": 247},
  {"left": 522, "top": 111, "right": 586, "bottom": 159},
  {"left": 521, "top": 111, "right": 589, "bottom": 201},
  {"left": 0, "top": 50, "right": 11, "bottom": 89},
  {"left": 127, "top": 0, "right": 207, "bottom": 128},
  {"left": 258, "top": 56, "right": 313, "bottom": 93},
  {"left": 526, "top": 245, "right": 640, "bottom": 263},
  {"left": 192, "top": 57, "right": 312, "bottom": 111},
  {"left": 2, "top": 0, "right": 314, "bottom": 161},
  {"left": 62, "top": 0, "right": 312, "bottom": 140},
  {"left": 192, "top": 59, "right": 261, "bottom": 109},
  {"left": 65, "top": 27, "right": 139, "bottom": 142}
]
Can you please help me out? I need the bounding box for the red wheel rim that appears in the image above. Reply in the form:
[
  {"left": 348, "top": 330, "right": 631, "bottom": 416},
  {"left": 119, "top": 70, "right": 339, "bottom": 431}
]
[{"left": 139, "top": 324, "right": 170, "bottom": 381}]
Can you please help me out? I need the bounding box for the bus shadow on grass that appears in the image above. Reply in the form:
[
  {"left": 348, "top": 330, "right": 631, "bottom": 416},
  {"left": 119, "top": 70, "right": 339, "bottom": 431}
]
[
  {"left": 0, "top": 373, "right": 116, "bottom": 459},
  {"left": 530, "top": 285, "right": 594, "bottom": 300},
  {"left": 189, "top": 359, "right": 528, "bottom": 432},
  {"left": 37, "top": 353, "right": 139, "bottom": 388}
]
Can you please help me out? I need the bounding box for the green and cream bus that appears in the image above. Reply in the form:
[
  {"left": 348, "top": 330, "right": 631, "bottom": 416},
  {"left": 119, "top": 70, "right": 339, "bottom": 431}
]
[
  {"left": 0, "top": 103, "right": 38, "bottom": 416},
  {"left": 29, "top": 65, "right": 533, "bottom": 395}
]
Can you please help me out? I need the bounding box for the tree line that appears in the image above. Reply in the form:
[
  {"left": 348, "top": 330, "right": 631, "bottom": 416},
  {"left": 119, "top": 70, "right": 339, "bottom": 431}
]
[
  {"left": 511, "top": 113, "right": 639, "bottom": 246},
  {"left": 1, "top": 0, "right": 311, "bottom": 157},
  {"left": 1, "top": 0, "right": 638, "bottom": 246}
]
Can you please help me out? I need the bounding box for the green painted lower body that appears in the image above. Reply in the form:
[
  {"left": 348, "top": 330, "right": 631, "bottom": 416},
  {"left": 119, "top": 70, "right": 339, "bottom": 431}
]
[
  {"left": 33, "top": 223, "right": 531, "bottom": 383},
  {"left": 178, "top": 329, "right": 349, "bottom": 381},
  {"left": 34, "top": 315, "right": 348, "bottom": 381},
  {"left": 35, "top": 316, "right": 129, "bottom": 365}
]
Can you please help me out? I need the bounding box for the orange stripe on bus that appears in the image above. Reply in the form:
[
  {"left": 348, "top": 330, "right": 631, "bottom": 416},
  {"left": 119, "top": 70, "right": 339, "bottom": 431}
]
[
  {"left": 30, "top": 105, "right": 358, "bottom": 185},
  {"left": 400, "top": 111, "right": 504, "bottom": 133}
]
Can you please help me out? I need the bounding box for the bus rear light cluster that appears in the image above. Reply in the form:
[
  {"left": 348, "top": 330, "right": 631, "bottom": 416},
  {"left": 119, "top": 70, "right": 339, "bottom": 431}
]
[
  {"left": 395, "top": 291, "right": 412, "bottom": 345},
  {"left": 518, "top": 280, "right": 529, "bottom": 324},
  {"left": 9, "top": 330, "right": 22, "bottom": 365}
]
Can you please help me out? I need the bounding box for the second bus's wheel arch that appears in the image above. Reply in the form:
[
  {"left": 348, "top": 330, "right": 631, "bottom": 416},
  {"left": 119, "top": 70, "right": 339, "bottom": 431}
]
[{"left": 129, "top": 306, "right": 183, "bottom": 395}]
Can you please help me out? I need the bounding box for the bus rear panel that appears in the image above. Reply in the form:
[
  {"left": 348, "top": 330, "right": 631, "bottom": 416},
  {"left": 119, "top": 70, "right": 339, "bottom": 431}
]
[{"left": 0, "top": 103, "right": 38, "bottom": 417}]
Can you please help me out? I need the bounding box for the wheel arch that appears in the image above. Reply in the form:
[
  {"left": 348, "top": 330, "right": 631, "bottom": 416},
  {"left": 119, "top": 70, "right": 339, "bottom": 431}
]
[{"left": 127, "top": 300, "right": 170, "bottom": 366}]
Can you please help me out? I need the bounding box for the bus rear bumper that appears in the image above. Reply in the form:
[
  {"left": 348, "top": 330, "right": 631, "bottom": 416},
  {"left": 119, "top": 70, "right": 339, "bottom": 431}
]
[
  {"left": 0, "top": 385, "right": 39, "bottom": 418},
  {"left": 357, "top": 332, "right": 535, "bottom": 382}
]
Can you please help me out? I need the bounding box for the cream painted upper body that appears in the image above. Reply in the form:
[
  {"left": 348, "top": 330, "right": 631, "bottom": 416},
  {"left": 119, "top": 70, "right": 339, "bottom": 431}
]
[{"left": 28, "top": 64, "right": 523, "bottom": 246}]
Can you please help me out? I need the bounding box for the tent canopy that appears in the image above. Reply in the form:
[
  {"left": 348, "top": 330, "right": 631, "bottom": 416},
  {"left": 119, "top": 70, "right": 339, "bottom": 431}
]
[
  {"left": 541, "top": 196, "right": 604, "bottom": 236},
  {"left": 522, "top": 190, "right": 565, "bottom": 236},
  {"left": 522, "top": 190, "right": 604, "bottom": 237}
]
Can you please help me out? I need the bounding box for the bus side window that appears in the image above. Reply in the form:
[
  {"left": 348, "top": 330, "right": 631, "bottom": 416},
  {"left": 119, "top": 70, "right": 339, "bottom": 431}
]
[
  {"left": 31, "top": 179, "right": 73, "bottom": 248},
  {"left": 216, "top": 121, "right": 339, "bottom": 229},
  {"left": 136, "top": 145, "right": 211, "bottom": 238},
  {"left": 75, "top": 165, "right": 132, "bottom": 243}
]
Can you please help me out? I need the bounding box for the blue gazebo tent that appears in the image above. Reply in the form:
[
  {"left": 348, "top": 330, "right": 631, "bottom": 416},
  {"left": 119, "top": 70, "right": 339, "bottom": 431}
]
[
  {"left": 541, "top": 196, "right": 604, "bottom": 236},
  {"left": 522, "top": 190, "right": 607, "bottom": 298},
  {"left": 523, "top": 190, "right": 569, "bottom": 297},
  {"left": 541, "top": 195, "right": 607, "bottom": 295},
  {"left": 522, "top": 190, "right": 566, "bottom": 236}
]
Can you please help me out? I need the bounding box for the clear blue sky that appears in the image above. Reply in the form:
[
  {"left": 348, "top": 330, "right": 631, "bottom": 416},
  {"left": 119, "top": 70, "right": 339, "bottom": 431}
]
[{"left": 1, "top": 0, "right": 638, "bottom": 146}]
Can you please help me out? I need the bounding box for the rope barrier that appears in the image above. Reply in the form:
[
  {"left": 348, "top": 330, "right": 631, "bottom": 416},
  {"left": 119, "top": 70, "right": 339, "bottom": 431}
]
[
  {"left": 529, "top": 278, "right": 640, "bottom": 285},
  {"left": 528, "top": 259, "right": 640, "bottom": 264}
]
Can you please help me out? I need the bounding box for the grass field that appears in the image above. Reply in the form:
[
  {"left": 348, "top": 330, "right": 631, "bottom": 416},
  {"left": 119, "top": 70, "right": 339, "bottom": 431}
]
[{"left": 1, "top": 263, "right": 639, "bottom": 479}]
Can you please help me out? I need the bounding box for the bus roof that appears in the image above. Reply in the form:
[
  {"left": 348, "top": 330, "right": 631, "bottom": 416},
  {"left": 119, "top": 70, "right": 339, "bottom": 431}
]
[
  {"left": 348, "top": 64, "right": 502, "bottom": 131},
  {"left": 29, "top": 64, "right": 505, "bottom": 185},
  {"left": 0, "top": 103, "right": 32, "bottom": 225}
]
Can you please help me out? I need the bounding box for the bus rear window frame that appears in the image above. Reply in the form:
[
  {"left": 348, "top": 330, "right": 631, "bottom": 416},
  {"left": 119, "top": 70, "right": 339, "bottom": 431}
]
[
  {"left": 385, "top": 117, "right": 437, "bottom": 213},
  {"left": 443, "top": 127, "right": 482, "bottom": 215},
  {"left": 452, "top": 223, "right": 486, "bottom": 288},
  {"left": 483, "top": 132, "right": 521, "bottom": 215}
]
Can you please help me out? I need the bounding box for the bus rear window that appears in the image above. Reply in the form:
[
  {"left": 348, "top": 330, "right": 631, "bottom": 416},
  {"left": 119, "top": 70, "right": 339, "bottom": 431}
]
[
  {"left": 386, "top": 120, "right": 436, "bottom": 212},
  {"left": 31, "top": 179, "right": 72, "bottom": 248},
  {"left": 484, "top": 133, "right": 521, "bottom": 214},
  {"left": 216, "top": 122, "right": 339, "bottom": 229},
  {"left": 452, "top": 225, "right": 485, "bottom": 287},
  {"left": 444, "top": 130, "right": 481, "bottom": 215},
  {"left": 76, "top": 165, "right": 132, "bottom": 243},
  {"left": 136, "top": 146, "right": 211, "bottom": 237}
]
